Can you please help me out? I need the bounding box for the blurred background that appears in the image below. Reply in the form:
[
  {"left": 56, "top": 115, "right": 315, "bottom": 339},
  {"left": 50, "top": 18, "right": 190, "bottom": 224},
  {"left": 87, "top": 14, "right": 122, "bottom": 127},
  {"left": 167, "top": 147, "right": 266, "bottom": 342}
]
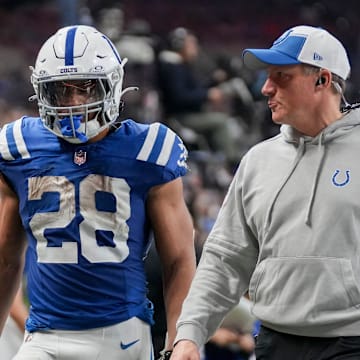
[{"left": 1, "top": 0, "right": 360, "bottom": 113}]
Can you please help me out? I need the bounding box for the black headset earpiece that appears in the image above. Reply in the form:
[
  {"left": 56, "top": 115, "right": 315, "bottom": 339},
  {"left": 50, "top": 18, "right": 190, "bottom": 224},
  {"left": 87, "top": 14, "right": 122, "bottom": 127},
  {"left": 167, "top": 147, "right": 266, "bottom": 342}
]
[{"left": 316, "top": 76, "right": 326, "bottom": 86}]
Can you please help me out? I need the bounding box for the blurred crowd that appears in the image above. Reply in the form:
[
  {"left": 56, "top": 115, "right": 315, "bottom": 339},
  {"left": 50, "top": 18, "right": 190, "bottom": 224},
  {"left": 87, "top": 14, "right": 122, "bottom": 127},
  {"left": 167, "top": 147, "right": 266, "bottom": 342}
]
[{"left": 1, "top": 1, "right": 360, "bottom": 359}]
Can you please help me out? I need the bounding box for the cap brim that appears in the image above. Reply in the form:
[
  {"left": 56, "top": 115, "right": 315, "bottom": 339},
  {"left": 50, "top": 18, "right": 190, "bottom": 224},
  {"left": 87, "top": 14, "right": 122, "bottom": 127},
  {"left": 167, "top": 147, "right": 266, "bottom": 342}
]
[{"left": 243, "top": 49, "right": 301, "bottom": 70}]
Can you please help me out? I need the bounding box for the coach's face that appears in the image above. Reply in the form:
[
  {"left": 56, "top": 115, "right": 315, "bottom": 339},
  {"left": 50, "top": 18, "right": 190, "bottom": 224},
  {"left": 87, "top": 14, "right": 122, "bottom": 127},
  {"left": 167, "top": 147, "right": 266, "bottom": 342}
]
[{"left": 261, "top": 64, "right": 321, "bottom": 131}]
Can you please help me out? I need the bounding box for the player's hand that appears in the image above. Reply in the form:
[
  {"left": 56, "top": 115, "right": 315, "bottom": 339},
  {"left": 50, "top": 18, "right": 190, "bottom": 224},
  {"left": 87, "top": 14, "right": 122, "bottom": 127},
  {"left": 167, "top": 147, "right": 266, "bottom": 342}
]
[{"left": 170, "top": 340, "right": 200, "bottom": 360}]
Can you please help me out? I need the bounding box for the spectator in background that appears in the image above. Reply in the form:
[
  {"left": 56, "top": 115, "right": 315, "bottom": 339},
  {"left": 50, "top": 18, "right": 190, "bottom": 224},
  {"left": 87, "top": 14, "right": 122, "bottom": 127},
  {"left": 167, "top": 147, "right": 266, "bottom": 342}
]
[
  {"left": 157, "top": 27, "right": 243, "bottom": 168},
  {"left": 116, "top": 19, "right": 157, "bottom": 67},
  {"left": 115, "top": 18, "right": 161, "bottom": 123},
  {"left": 0, "top": 100, "right": 37, "bottom": 128},
  {"left": 205, "top": 327, "right": 255, "bottom": 360},
  {"left": 56, "top": 0, "right": 79, "bottom": 26},
  {"left": 96, "top": 5, "right": 124, "bottom": 43},
  {"left": 204, "top": 296, "right": 259, "bottom": 360}
]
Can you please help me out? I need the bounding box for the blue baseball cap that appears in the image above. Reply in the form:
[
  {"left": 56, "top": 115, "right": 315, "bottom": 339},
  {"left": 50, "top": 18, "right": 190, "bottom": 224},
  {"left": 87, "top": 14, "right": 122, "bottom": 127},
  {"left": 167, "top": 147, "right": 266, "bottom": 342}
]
[{"left": 242, "top": 25, "right": 351, "bottom": 80}]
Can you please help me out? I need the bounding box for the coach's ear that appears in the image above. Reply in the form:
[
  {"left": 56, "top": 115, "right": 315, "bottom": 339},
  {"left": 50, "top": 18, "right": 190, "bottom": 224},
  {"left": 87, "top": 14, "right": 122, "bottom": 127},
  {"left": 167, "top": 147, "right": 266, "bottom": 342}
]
[
  {"left": 315, "top": 76, "right": 326, "bottom": 86},
  {"left": 315, "top": 70, "right": 331, "bottom": 88}
]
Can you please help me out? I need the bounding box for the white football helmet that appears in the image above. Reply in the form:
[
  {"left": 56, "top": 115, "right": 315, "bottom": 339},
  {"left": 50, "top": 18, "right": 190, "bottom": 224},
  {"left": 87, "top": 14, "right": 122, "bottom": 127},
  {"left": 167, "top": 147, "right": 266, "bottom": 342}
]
[{"left": 31, "top": 25, "right": 136, "bottom": 143}]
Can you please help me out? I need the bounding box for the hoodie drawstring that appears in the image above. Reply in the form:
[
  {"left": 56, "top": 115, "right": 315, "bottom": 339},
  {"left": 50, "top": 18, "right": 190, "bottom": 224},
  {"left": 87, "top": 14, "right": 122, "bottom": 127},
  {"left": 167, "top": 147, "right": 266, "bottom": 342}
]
[
  {"left": 264, "top": 137, "right": 305, "bottom": 232},
  {"left": 305, "top": 132, "right": 325, "bottom": 226}
]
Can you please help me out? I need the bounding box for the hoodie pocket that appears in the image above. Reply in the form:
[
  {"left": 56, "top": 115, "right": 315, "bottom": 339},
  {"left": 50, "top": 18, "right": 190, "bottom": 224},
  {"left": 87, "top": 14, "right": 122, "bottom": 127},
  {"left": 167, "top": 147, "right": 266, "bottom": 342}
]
[{"left": 248, "top": 257, "right": 360, "bottom": 327}]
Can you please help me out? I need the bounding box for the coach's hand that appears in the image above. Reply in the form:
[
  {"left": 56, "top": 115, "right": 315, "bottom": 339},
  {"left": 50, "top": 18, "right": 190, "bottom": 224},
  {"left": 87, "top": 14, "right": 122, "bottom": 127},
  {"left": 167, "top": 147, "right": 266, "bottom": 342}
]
[{"left": 170, "top": 340, "right": 200, "bottom": 360}]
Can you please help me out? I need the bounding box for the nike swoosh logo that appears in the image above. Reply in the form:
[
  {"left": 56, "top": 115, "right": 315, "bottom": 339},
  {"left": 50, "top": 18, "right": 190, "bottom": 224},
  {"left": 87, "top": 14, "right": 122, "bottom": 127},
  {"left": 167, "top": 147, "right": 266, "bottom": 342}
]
[{"left": 120, "top": 339, "right": 140, "bottom": 350}]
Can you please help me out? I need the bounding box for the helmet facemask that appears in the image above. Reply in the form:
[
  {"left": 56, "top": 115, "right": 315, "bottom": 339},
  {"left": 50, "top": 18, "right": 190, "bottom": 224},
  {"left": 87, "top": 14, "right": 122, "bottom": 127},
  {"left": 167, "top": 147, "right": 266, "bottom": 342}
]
[{"left": 37, "top": 78, "right": 113, "bottom": 143}]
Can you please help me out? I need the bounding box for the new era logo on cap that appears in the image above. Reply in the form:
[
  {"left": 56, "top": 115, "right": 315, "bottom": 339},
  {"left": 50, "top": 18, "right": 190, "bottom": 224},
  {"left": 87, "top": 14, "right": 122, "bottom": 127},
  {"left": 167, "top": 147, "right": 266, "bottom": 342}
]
[
  {"left": 313, "top": 52, "right": 323, "bottom": 61},
  {"left": 242, "top": 25, "right": 351, "bottom": 80}
]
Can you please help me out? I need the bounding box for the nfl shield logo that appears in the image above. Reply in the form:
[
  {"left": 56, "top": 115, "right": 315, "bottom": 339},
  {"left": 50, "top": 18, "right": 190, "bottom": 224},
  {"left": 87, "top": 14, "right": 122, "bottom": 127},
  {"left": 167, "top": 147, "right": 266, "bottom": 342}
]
[{"left": 74, "top": 150, "right": 87, "bottom": 166}]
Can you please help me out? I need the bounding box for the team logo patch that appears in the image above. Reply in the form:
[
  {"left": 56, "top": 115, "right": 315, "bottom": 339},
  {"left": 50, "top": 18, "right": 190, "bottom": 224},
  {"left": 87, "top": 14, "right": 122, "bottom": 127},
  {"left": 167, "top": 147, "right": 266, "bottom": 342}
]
[
  {"left": 332, "top": 169, "right": 350, "bottom": 187},
  {"left": 74, "top": 150, "right": 87, "bottom": 166}
]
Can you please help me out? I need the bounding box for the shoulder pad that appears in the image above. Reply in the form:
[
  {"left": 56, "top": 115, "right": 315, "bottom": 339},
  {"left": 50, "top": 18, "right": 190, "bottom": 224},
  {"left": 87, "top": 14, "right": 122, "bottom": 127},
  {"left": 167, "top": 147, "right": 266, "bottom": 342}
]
[{"left": 135, "top": 122, "right": 188, "bottom": 172}]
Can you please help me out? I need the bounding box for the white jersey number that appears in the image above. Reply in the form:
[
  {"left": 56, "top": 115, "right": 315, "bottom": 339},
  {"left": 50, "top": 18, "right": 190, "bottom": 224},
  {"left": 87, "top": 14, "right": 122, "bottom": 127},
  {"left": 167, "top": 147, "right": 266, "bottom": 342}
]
[{"left": 28, "top": 175, "right": 130, "bottom": 263}]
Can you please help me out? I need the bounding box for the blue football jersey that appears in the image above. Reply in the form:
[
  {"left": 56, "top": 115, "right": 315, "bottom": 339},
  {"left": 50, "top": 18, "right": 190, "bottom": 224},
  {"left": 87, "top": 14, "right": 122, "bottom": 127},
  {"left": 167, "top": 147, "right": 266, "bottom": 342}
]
[{"left": 0, "top": 117, "right": 188, "bottom": 331}]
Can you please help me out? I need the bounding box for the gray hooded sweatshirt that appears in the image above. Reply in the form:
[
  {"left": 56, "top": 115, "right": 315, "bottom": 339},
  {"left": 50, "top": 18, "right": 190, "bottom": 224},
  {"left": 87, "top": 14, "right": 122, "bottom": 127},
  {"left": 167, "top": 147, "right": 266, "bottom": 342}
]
[{"left": 175, "top": 108, "right": 360, "bottom": 348}]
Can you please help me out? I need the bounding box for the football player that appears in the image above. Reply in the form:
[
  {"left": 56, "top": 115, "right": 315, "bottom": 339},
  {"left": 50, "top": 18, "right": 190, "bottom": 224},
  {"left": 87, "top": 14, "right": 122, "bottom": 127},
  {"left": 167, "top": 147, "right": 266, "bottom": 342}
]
[{"left": 0, "top": 25, "right": 196, "bottom": 360}]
